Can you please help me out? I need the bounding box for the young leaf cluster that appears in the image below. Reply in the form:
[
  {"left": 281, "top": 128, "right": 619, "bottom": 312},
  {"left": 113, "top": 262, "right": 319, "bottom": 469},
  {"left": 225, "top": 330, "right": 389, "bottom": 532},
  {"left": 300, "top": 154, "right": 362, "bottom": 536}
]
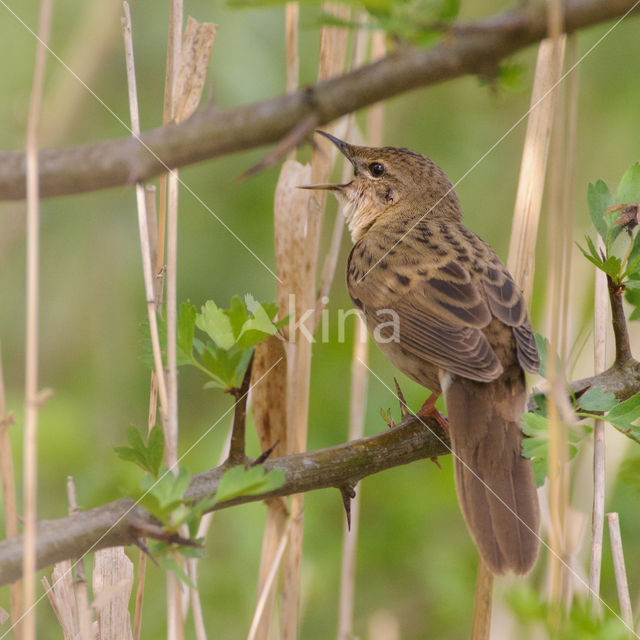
[
  {"left": 522, "top": 336, "right": 640, "bottom": 486},
  {"left": 579, "top": 162, "right": 640, "bottom": 319},
  {"left": 507, "top": 586, "right": 632, "bottom": 640},
  {"left": 141, "top": 295, "right": 286, "bottom": 392},
  {"left": 227, "top": 0, "right": 460, "bottom": 46}
]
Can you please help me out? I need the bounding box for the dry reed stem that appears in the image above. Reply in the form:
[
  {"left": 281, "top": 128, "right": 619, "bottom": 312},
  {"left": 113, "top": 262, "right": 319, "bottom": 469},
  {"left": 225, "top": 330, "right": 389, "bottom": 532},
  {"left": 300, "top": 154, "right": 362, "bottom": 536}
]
[
  {"left": 337, "top": 314, "right": 369, "bottom": 640},
  {"left": 251, "top": 338, "right": 289, "bottom": 640},
  {"left": 121, "top": 1, "right": 170, "bottom": 425},
  {"left": 250, "top": 7, "right": 299, "bottom": 634},
  {"left": 122, "top": 7, "right": 173, "bottom": 639},
  {"left": 42, "top": 562, "right": 80, "bottom": 639},
  {"left": 501, "top": 30, "right": 564, "bottom": 639},
  {"left": 506, "top": 37, "right": 566, "bottom": 302},
  {"left": 93, "top": 547, "right": 134, "bottom": 640},
  {"left": 606, "top": 513, "right": 633, "bottom": 628},
  {"left": 280, "top": 8, "right": 351, "bottom": 636},
  {"left": 163, "top": 2, "right": 184, "bottom": 636},
  {"left": 273, "top": 159, "right": 312, "bottom": 640},
  {"left": 590, "top": 234, "right": 608, "bottom": 608},
  {"left": 132, "top": 551, "right": 146, "bottom": 640},
  {"left": 285, "top": 3, "right": 299, "bottom": 96},
  {"left": 66, "top": 477, "right": 94, "bottom": 640},
  {"left": 23, "top": 1, "right": 52, "bottom": 638},
  {"left": 471, "top": 559, "right": 493, "bottom": 640},
  {"left": 545, "top": 31, "right": 572, "bottom": 607},
  {"left": 247, "top": 521, "right": 293, "bottom": 640},
  {"left": 337, "top": 24, "right": 383, "bottom": 640},
  {"left": 0, "top": 345, "right": 22, "bottom": 636}
]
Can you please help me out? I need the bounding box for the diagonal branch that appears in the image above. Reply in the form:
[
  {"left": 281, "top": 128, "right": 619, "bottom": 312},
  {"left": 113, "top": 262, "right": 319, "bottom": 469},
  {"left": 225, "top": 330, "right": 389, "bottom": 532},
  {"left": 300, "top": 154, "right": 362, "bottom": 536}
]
[
  {"left": 1, "top": 359, "right": 639, "bottom": 587},
  {"left": 0, "top": 0, "right": 637, "bottom": 200}
]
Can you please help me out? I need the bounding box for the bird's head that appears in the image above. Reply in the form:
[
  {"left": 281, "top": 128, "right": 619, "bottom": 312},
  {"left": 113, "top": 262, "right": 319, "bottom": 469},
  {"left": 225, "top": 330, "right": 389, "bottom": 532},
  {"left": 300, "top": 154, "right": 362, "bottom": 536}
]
[{"left": 299, "top": 131, "right": 462, "bottom": 242}]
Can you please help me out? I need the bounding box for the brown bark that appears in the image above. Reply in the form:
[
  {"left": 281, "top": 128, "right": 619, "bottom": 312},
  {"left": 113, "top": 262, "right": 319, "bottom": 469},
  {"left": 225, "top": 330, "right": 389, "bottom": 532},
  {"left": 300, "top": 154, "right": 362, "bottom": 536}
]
[{"left": 0, "top": 0, "right": 636, "bottom": 200}]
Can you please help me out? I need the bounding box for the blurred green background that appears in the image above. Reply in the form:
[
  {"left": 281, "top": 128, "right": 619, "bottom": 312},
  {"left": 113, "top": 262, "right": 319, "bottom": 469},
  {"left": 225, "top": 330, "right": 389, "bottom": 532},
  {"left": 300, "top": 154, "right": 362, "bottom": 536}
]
[{"left": 1, "top": 1, "right": 640, "bottom": 638}]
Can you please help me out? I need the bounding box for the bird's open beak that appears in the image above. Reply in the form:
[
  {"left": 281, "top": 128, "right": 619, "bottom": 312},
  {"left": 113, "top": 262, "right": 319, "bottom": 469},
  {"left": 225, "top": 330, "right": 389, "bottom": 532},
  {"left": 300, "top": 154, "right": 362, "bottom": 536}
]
[{"left": 297, "top": 130, "right": 355, "bottom": 191}]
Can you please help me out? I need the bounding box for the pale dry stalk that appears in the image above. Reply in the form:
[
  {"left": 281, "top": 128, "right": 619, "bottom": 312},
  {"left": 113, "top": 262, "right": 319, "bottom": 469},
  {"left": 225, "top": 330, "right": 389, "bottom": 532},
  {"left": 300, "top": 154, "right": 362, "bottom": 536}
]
[
  {"left": 122, "top": 6, "right": 172, "bottom": 638},
  {"left": 606, "top": 513, "right": 633, "bottom": 629},
  {"left": 0, "top": 345, "right": 23, "bottom": 635},
  {"left": 336, "top": 25, "right": 384, "bottom": 640},
  {"left": 501, "top": 30, "right": 565, "bottom": 640},
  {"left": 251, "top": 8, "right": 300, "bottom": 638},
  {"left": 506, "top": 38, "right": 567, "bottom": 301},
  {"left": 93, "top": 547, "right": 134, "bottom": 640},
  {"left": 545, "top": 26, "right": 574, "bottom": 607},
  {"left": 590, "top": 234, "right": 608, "bottom": 608},
  {"left": 280, "top": 7, "right": 351, "bottom": 638},
  {"left": 66, "top": 477, "right": 94, "bottom": 640},
  {"left": 23, "top": 1, "right": 52, "bottom": 638}
]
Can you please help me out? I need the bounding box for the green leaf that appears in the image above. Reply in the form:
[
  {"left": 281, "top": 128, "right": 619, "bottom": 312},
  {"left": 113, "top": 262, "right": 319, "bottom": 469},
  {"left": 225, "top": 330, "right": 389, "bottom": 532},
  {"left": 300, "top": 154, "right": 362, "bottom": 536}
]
[
  {"left": 616, "top": 162, "right": 640, "bottom": 205},
  {"left": 196, "top": 301, "right": 235, "bottom": 350},
  {"left": 155, "top": 553, "right": 197, "bottom": 590},
  {"left": 215, "top": 465, "right": 285, "bottom": 504},
  {"left": 227, "top": 295, "right": 250, "bottom": 340},
  {"left": 605, "top": 391, "right": 640, "bottom": 443},
  {"left": 114, "top": 425, "right": 165, "bottom": 477},
  {"left": 534, "top": 333, "right": 563, "bottom": 379},
  {"left": 141, "top": 467, "right": 191, "bottom": 516},
  {"left": 601, "top": 255, "right": 622, "bottom": 279},
  {"left": 146, "top": 425, "right": 165, "bottom": 478},
  {"left": 577, "top": 387, "right": 617, "bottom": 412},
  {"left": 521, "top": 413, "right": 585, "bottom": 487},
  {"left": 201, "top": 344, "right": 252, "bottom": 390},
  {"left": 236, "top": 296, "right": 280, "bottom": 348},
  {"left": 588, "top": 180, "right": 613, "bottom": 240},
  {"left": 624, "top": 230, "right": 640, "bottom": 277},
  {"left": 177, "top": 302, "right": 197, "bottom": 365}
]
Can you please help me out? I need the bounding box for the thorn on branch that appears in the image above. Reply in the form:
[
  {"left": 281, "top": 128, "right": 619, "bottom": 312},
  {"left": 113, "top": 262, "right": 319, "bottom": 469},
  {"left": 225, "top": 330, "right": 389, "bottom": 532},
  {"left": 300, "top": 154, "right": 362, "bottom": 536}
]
[
  {"left": 339, "top": 484, "right": 357, "bottom": 531},
  {"left": 134, "top": 538, "right": 159, "bottom": 568},
  {"left": 394, "top": 377, "right": 409, "bottom": 418},
  {"left": 252, "top": 439, "right": 280, "bottom": 466}
]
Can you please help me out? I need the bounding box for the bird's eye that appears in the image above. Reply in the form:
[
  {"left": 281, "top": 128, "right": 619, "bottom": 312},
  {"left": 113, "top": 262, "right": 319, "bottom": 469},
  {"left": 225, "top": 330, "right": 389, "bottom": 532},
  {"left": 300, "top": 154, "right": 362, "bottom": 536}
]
[{"left": 369, "top": 162, "right": 385, "bottom": 177}]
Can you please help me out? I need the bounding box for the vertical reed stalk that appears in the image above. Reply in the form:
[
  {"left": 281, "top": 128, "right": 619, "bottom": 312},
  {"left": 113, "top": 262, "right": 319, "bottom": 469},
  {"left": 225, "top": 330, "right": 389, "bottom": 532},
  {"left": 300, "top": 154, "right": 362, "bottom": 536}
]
[
  {"left": 280, "top": 7, "right": 350, "bottom": 639},
  {"left": 23, "top": 2, "right": 52, "bottom": 638},
  {"left": 336, "top": 24, "right": 384, "bottom": 640},
  {"left": 606, "top": 512, "right": 633, "bottom": 629},
  {"left": 0, "top": 346, "right": 22, "bottom": 637}
]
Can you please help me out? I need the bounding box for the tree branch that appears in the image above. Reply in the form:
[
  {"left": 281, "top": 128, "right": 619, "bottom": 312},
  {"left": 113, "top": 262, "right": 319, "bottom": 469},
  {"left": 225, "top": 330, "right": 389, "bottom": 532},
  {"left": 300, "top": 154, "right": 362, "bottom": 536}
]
[
  {"left": 0, "top": 0, "right": 637, "bottom": 200},
  {"left": 1, "top": 359, "right": 639, "bottom": 587}
]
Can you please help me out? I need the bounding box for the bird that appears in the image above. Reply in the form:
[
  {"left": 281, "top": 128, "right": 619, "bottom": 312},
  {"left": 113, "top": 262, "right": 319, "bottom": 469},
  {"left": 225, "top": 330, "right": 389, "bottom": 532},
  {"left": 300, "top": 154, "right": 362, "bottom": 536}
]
[{"left": 301, "top": 130, "right": 540, "bottom": 575}]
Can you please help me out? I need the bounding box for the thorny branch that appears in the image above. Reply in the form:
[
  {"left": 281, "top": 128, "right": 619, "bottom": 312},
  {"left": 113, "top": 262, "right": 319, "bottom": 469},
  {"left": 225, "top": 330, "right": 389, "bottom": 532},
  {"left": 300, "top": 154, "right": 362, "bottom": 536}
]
[
  {"left": 1, "top": 356, "right": 639, "bottom": 586},
  {"left": 0, "top": 0, "right": 637, "bottom": 200}
]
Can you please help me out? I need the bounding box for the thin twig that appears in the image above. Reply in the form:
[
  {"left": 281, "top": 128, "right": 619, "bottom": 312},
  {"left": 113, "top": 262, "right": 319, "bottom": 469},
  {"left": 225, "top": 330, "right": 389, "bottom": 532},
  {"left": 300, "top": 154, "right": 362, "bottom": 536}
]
[
  {"left": 23, "top": 1, "right": 53, "bottom": 638},
  {"left": 228, "top": 355, "right": 255, "bottom": 464},
  {"left": 607, "top": 275, "right": 633, "bottom": 363},
  {"left": 606, "top": 512, "right": 633, "bottom": 628}
]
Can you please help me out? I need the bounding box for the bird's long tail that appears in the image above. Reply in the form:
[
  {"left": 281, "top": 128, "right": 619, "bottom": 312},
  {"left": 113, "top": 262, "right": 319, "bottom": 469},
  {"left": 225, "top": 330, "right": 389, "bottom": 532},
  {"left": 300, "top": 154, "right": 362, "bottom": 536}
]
[{"left": 444, "top": 371, "right": 540, "bottom": 575}]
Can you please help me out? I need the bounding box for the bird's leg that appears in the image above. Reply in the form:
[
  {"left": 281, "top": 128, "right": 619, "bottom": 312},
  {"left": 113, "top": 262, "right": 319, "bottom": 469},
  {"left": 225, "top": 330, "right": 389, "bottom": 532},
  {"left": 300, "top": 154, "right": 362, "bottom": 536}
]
[{"left": 417, "top": 392, "right": 449, "bottom": 435}]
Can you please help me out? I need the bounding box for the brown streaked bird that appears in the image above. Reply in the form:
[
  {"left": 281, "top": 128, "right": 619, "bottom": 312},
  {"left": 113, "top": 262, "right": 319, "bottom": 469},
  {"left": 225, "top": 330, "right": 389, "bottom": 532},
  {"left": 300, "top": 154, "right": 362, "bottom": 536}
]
[{"left": 301, "top": 131, "right": 540, "bottom": 575}]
